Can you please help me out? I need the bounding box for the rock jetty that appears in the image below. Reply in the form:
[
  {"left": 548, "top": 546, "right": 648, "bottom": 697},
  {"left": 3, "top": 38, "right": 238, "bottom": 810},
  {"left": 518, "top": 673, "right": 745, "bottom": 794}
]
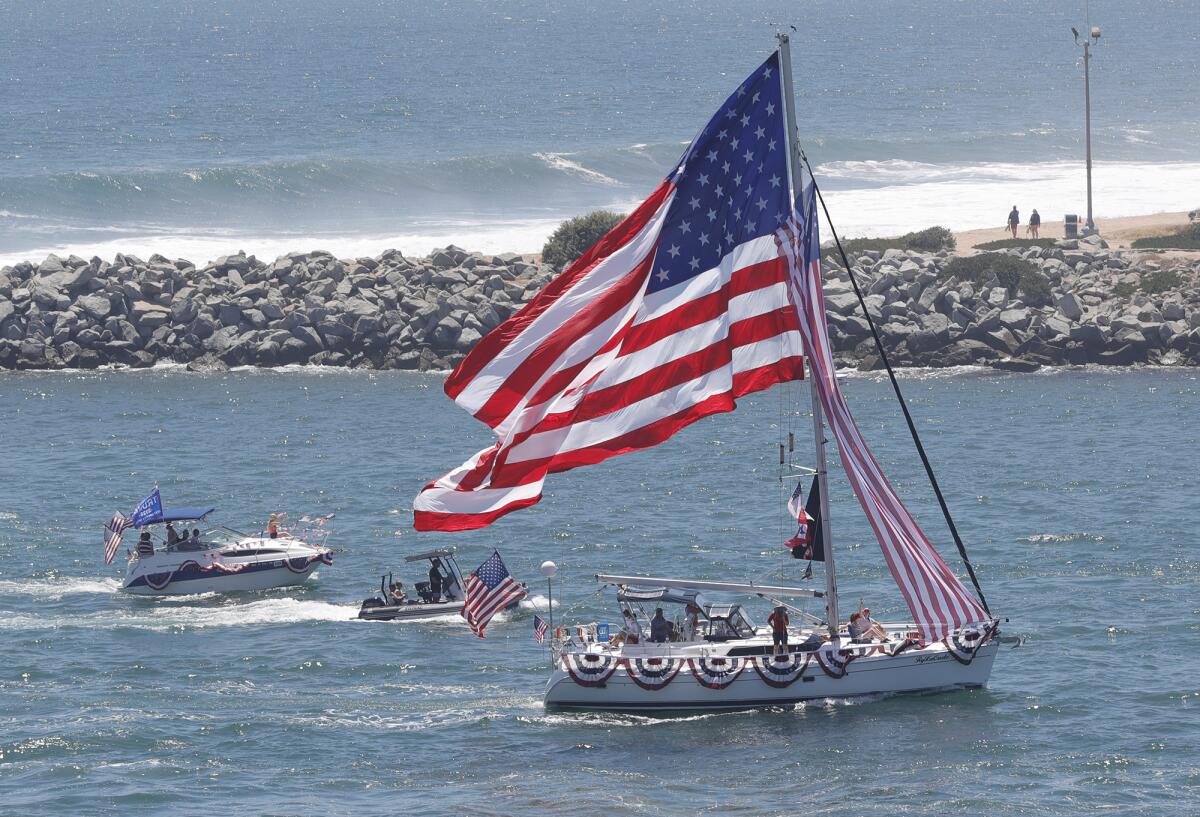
[
  {"left": 0, "top": 234, "right": 1197, "bottom": 372},
  {"left": 0, "top": 246, "right": 553, "bottom": 371},
  {"left": 822, "top": 234, "right": 1200, "bottom": 371}
]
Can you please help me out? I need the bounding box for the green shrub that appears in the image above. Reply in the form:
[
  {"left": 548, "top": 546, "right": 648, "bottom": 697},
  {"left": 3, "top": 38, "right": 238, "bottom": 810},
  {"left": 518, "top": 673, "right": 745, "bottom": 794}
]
[
  {"left": 1130, "top": 222, "right": 1200, "bottom": 250},
  {"left": 541, "top": 210, "right": 625, "bottom": 269},
  {"left": 1141, "top": 269, "right": 1183, "bottom": 294},
  {"left": 905, "top": 226, "right": 956, "bottom": 252},
  {"left": 943, "top": 253, "right": 1040, "bottom": 297},
  {"left": 1112, "top": 281, "right": 1136, "bottom": 299},
  {"left": 1018, "top": 268, "right": 1053, "bottom": 304},
  {"left": 973, "top": 238, "right": 1056, "bottom": 251},
  {"left": 833, "top": 225, "right": 956, "bottom": 258}
]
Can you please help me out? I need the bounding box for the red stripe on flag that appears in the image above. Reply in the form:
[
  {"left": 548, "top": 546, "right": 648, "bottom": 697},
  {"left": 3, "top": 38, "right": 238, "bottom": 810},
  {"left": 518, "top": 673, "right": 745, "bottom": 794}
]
[
  {"left": 469, "top": 247, "right": 659, "bottom": 430},
  {"left": 414, "top": 493, "right": 541, "bottom": 533},
  {"left": 444, "top": 180, "right": 673, "bottom": 405}
]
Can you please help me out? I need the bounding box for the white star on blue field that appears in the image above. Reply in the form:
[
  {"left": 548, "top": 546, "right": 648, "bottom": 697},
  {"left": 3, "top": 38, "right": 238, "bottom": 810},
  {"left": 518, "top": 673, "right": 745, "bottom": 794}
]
[{"left": 648, "top": 53, "right": 791, "bottom": 295}]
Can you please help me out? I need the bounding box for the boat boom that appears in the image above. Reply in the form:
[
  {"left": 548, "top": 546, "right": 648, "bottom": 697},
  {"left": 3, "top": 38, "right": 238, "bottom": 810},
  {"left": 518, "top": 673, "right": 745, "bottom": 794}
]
[{"left": 595, "top": 574, "right": 823, "bottom": 599}]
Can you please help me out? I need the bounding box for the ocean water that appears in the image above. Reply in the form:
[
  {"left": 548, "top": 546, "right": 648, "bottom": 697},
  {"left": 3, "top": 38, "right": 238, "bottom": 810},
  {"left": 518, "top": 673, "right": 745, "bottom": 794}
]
[
  {"left": 0, "top": 366, "right": 1197, "bottom": 815},
  {"left": 1, "top": 0, "right": 1198, "bottom": 264}
]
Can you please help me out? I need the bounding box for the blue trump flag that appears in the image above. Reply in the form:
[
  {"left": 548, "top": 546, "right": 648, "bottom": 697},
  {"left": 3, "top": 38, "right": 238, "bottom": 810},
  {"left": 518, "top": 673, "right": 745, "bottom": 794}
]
[{"left": 130, "top": 488, "right": 163, "bottom": 528}]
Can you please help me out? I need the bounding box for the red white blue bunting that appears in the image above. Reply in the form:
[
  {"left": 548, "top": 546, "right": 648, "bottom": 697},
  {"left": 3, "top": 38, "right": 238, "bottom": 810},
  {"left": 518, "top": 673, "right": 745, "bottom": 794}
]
[
  {"left": 142, "top": 559, "right": 248, "bottom": 591},
  {"left": 563, "top": 653, "right": 620, "bottom": 687},
  {"left": 621, "top": 656, "right": 683, "bottom": 691},
  {"left": 815, "top": 647, "right": 858, "bottom": 679},
  {"left": 285, "top": 552, "right": 333, "bottom": 574},
  {"left": 751, "top": 652, "right": 811, "bottom": 688},
  {"left": 687, "top": 657, "right": 745, "bottom": 690},
  {"left": 942, "top": 621, "right": 998, "bottom": 665}
]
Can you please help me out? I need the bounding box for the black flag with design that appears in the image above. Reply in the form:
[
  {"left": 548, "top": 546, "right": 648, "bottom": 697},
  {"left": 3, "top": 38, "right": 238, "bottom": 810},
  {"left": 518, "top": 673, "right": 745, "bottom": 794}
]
[{"left": 791, "top": 476, "right": 825, "bottom": 562}]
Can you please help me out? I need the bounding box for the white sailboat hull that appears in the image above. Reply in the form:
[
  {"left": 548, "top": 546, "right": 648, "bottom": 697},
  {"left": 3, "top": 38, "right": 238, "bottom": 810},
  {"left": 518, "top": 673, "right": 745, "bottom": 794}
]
[{"left": 544, "top": 640, "right": 998, "bottom": 712}]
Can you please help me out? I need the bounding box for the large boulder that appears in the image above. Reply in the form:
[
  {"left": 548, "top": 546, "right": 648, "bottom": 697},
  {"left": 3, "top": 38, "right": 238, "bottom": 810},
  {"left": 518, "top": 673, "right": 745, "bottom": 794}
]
[
  {"left": 130, "top": 300, "right": 171, "bottom": 329},
  {"left": 1056, "top": 292, "right": 1084, "bottom": 321}
]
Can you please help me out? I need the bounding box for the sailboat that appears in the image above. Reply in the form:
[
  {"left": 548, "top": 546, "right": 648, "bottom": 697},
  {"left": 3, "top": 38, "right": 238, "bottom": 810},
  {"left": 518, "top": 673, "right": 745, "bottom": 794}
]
[{"left": 414, "top": 35, "right": 1002, "bottom": 711}]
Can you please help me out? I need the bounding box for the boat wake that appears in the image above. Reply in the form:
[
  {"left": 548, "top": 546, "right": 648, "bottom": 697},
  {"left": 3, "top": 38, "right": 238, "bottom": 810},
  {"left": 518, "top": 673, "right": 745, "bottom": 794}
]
[
  {"left": 0, "top": 597, "right": 360, "bottom": 632},
  {"left": 0, "top": 576, "right": 122, "bottom": 598}
]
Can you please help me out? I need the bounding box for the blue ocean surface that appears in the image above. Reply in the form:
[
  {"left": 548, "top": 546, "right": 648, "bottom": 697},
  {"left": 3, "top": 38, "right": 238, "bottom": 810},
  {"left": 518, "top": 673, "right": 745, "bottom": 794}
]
[
  {"left": 0, "top": 367, "right": 1196, "bottom": 815},
  {"left": 1, "top": 0, "right": 1198, "bottom": 262}
]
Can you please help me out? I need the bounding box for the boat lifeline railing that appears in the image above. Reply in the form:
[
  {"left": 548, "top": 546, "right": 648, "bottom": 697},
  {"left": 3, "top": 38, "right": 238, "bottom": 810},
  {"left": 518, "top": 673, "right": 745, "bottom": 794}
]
[{"left": 595, "top": 574, "right": 824, "bottom": 599}]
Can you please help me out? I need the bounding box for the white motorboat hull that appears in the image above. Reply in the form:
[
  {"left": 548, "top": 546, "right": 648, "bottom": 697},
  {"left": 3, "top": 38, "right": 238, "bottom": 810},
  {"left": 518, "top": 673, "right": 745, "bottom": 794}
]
[
  {"left": 544, "top": 640, "right": 998, "bottom": 712},
  {"left": 122, "top": 539, "right": 332, "bottom": 596}
]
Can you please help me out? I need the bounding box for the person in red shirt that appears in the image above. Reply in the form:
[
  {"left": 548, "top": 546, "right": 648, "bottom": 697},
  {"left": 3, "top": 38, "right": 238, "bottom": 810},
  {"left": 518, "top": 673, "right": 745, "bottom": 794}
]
[{"left": 767, "top": 605, "right": 790, "bottom": 657}]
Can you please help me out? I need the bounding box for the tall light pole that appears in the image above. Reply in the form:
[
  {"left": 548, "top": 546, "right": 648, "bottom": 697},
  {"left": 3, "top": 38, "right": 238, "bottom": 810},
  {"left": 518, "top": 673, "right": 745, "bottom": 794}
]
[{"left": 1072, "top": 25, "right": 1101, "bottom": 234}]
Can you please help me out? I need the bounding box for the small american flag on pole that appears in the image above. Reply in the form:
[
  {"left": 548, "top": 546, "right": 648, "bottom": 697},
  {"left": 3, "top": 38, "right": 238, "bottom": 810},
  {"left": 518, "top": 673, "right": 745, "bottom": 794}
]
[
  {"left": 533, "top": 614, "right": 549, "bottom": 644},
  {"left": 103, "top": 512, "right": 133, "bottom": 565},
  {"left": 462, "top": 550, "right": 527, "bottom": 638}
]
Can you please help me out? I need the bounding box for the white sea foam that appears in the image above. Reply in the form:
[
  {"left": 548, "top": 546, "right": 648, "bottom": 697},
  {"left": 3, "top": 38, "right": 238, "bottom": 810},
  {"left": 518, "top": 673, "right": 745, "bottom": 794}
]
[
  {"left": 520, "top": 594, "right": 557, "bottom": 612},
  {"left": 533, "top": 152, "right": 622, "bottom": 186},
  {"left": 0, "top": 597, "right": 359, "bottom": 631},
  {"left": 1, "top": 159, "right": 1195, "bottom": 266},
  {"left": 813, "top": 160, "right": 1200, "bottom": 238},
  {"left": 0, "top": 576, "right": 122, "bottom": 597},
  {"left": 0, "top": 219, "right": 569, "bottom": 269}
]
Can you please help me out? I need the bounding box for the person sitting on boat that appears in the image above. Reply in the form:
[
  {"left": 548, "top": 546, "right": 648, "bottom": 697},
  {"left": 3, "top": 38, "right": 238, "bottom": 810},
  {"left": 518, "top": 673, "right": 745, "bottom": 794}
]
[
  {"left": 848, "top": 611, "right": 868, "bottom": 642},
  {"left": 389, "top": 582, "right": 408, "bottom": 604},
  {"left": 177, "top": 528, "right": 191, "bottom": 547},
  {"left": 267, "top": 514, "right": 279, "bottom": 539},
  {"left": 767, "top": 605, "right": 790, "bottom": 657},
  {"left": 649, "top": 608, "right": 672, "bottom": 643},
  {"left": 860, "top": 606, "right": 888, "bottom": 641},
  {"left": 136, "top": 531, "right": 154, "bottom": 556},
  {"left": 611, "top": 609, "right": 641, "bottom": 647},
  {"left": 191, "top": 528, "right": 202, "bottom": 545},
  {"left": 165, "top": 522, "right": 179, "bottom": 546}
]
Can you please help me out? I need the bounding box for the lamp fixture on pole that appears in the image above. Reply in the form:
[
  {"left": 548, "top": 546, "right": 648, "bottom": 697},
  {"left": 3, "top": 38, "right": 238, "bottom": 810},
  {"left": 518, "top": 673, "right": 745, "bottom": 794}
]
[{"left": 1072, "top": 24, "right": 1101, "bottom": 234}]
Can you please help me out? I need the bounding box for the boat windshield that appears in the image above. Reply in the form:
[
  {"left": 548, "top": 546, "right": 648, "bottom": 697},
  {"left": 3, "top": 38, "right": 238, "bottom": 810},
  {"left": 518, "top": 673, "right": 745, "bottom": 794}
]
[
  {"left": 704, "top": 605, "right": 756, "bottom": 640},
  {"left": 200, "top": 527, "right": 247, "bottom": 547}
]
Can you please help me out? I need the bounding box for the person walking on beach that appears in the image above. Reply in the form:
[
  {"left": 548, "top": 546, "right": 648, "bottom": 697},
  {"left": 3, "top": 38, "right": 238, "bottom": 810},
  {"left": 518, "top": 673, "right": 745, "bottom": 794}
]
[
  {"left": 1029, "top": 209, "right": 1041, "bottom": 238},
  {"left": 1007, "top": 206, "right": 1020, "bottom": 238}
]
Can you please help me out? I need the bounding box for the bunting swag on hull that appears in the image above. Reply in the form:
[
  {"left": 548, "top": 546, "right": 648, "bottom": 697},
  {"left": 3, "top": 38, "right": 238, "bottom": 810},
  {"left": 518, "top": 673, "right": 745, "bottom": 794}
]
[{"left": 415, "top": 35, "right": 1001, "bottom": 712}]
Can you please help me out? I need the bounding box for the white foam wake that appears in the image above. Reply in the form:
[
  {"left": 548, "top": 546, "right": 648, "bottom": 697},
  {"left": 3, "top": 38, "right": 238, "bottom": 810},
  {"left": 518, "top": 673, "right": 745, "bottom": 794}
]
[
  {"left": 0, "top": 597, "right": 360, "bottom": 631},
  {"left": 0, "top": 576, "right": 122, "bottom": 597}
]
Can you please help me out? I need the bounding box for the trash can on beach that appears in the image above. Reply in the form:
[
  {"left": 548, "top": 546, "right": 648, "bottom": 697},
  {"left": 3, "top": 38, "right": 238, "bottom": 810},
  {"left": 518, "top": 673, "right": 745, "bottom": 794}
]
[{"left": 1064, "top": 214, "right": 1079, "bottom": 239}]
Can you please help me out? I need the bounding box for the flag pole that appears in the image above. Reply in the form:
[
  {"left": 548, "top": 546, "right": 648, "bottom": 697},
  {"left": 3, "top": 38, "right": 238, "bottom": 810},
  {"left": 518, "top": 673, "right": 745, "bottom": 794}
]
[{"left": 776, "top": 32, "right": 840, "bottom": 640}]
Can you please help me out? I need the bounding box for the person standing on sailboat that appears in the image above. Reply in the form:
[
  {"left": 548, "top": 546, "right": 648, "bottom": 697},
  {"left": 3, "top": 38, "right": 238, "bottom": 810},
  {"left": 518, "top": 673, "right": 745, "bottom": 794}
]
[{"left": 767, "top": 605, "right": 790, "bottom": 657}]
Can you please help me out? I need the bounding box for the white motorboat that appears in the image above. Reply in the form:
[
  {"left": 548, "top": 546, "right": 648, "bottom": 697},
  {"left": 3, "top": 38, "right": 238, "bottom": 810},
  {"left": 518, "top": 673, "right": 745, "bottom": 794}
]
[
  {"left": 120, "top": 506, "right": 333, "bottom": 596},
  {"left": 544, "top": 576, "right": 998, "bottom": 712}
]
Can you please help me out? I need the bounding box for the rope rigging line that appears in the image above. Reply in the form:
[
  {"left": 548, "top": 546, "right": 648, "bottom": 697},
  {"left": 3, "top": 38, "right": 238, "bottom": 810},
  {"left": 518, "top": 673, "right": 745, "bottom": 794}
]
[{"left": 795, "top": 148, "right": 992, "bottom": 616}]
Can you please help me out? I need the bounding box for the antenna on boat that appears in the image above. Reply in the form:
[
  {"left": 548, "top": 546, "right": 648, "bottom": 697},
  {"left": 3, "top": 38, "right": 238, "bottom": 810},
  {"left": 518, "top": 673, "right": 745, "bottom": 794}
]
[{"left": 777, "top": 32, "right": 841, "bottom": 639}]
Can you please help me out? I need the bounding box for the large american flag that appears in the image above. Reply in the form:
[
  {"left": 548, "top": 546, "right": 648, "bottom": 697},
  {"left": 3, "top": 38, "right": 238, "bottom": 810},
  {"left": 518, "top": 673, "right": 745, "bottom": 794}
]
[
  {"left": 414, "top": 52, "right": 803, "bottom": 530},
  {"left": 103, "top": 512, "right": 133, "bottom": 565},
  {"left": 462, "top": 550, "right": 527, "bottom": 638},
  {"left": 777, "top": 186, "right": 989, "bottom": 642}
]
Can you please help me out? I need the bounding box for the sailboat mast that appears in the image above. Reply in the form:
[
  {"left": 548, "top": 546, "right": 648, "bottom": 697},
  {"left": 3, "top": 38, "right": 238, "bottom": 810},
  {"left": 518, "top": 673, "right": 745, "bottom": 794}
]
[{"left": 776, "top": 33, "right": 840, "bottom": 638}]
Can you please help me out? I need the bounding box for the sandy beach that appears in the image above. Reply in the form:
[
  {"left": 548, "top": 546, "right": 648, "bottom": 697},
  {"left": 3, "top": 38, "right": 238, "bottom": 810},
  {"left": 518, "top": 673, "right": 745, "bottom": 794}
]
[{"left": 954, "top": 210, "right": 1193, "bottom": 251}]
